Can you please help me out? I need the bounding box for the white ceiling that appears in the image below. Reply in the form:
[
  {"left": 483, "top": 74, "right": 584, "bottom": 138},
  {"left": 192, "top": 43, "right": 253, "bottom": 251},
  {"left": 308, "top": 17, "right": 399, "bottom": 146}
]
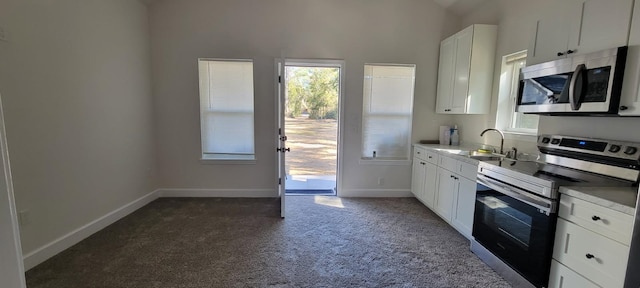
[
  {"left": 138, "top": 0, "right": 488, "bottom": 17},
  {"left": 433, "top": 0, "right": 489, "bottom": 16}
]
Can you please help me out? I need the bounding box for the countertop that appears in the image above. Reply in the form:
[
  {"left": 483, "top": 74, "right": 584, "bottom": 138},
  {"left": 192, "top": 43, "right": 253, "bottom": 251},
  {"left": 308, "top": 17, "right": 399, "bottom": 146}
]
[
  {"left": 413, "top": 143, "right": 482, "bottom": 165},
  {"left": 559, "top": 186, "right": 638, "bottom": 216}
]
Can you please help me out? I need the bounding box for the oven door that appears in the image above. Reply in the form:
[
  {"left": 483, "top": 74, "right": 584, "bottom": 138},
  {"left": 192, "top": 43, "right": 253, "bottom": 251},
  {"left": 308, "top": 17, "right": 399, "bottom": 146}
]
[{"left": 473, "top": 175, "right": 557, "bottom": 288}]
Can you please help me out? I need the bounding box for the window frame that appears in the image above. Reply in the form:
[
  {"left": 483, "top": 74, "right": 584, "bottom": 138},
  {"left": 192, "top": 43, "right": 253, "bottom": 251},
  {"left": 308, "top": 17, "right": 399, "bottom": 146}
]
[
  {"left": 495, "top": 51, "right": 539, "bottom": 138},
  {"left": 197, "top": 58, "right": 257, "bottom": 164},
  {"left": 360, "top": 63, "right": 416, "bottom": 165}
]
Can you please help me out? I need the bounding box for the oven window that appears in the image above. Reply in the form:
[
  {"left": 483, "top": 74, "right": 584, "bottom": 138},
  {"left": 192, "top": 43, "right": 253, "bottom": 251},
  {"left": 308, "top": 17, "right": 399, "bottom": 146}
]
[{"left": 479, "top": 195, "right": 533, "bottom": 249}]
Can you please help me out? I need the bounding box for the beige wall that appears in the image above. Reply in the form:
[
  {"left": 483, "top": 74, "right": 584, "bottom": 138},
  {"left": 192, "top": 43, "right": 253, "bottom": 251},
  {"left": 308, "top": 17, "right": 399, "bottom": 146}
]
[
  {"left": 0, "top": 0, "right": 156, "bottom": 254},
  {"left": 455, "top": 0, "right": 640, "bottom": 154},
  {"left": 149, "top": 0, "right": 458, "bottom": 195}
]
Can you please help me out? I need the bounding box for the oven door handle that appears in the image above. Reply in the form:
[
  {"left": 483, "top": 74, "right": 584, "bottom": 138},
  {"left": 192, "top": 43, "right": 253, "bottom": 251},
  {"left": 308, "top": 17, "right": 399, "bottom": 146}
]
[{"left": 477, "top": 175, "right": 555, "bottom": 215}]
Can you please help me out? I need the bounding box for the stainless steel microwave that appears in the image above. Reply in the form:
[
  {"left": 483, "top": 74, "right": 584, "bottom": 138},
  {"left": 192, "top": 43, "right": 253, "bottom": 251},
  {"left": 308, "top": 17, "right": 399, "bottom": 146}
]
[{"left": 517, "top": 46, "right": 628, "bottom": 115}]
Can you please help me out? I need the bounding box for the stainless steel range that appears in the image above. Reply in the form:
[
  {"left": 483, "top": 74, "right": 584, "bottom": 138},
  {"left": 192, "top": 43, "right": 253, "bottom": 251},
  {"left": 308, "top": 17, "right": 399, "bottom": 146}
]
[{"left": 471, "top": 134, "right": 640, "bottom": 288}]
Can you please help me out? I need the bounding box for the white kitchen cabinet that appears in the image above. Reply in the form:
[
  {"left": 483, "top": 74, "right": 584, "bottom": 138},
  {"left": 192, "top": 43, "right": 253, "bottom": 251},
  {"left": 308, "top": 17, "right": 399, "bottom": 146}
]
[
  {"left": 451, "top": 175, "right": 476, "bottom": 239},
  {"left": 551, "top": 193, "right": 633, "bottom": 288},
  {"left": 411, "top": 148, "right": 479, "bottom": 240},
  {"left": 553, "top": 219, "right": 629, "bottom": 288},
  {"left": 620, "top": 2, "right": 640, "bottom": 116},
  {"left": 411, "top": 159, "right": 425, "bottom": 198},
  {"left": 434, "top": 168, "right": 456, "bottom": 220},
  {"left": 411, "top": 147, "right": 438, "bottom": 208},
  {"left": 436, "top": 24, "right": 496, "bottom": 114},
  {"left": 528, "top": 0, "right": 634, "bottom": 65},
  {"left": 434, "top": 155, "right": 477, "bottom": 239},
  {"left": 549, "top": 260, "right": 600, "bottom": 288}
]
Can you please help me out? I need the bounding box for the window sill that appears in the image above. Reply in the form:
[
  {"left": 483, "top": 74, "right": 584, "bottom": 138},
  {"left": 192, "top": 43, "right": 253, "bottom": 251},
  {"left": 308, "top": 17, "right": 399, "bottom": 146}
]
[
  {"left": 200, "top": 154, "right": 256, "bottom": 165},
  {"left": 359, "top": 158, "right": 411, "bottom": 166}
]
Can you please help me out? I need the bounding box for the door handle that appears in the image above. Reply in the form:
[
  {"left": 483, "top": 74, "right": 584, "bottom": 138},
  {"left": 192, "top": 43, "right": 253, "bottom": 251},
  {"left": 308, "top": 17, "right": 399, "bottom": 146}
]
[
  {"left": 569, "top": 64, "right": 587, "bottom": 111},
  {"left": 277, "top": 147, "right": 291, "bottom": 153}
]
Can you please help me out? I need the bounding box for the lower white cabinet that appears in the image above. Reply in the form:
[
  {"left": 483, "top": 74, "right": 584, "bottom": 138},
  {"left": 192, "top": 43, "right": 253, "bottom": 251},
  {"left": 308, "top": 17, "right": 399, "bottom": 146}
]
[
  {"left": 411, "top": 158, "right": 437, "bottom": 208},
  {"left": 434, "top": 168, "right": 457, "bottom": 221},
  {"left": 549, "top": 260, "right": 600, "bottom": 288},
  {"left": 550, "top": 193, "right": 633, "bottom": 288},
  {"left": 411, "top": 147, "right": 478, "bottom": 239},
  {"left": 451, "top": 175, "right": 476, "bottom": 239}
]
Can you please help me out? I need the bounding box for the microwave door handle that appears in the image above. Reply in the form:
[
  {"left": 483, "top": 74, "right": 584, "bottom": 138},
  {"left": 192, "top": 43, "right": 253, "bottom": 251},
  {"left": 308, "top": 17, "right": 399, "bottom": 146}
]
[{"left": 569, "top": 64, "right": 587, "bottom": 110}]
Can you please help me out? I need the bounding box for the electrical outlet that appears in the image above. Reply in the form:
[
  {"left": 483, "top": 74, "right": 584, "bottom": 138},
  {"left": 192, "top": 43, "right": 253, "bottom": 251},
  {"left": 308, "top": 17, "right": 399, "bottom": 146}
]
[
  {"left": 0, "top": 26, "right": 7, "bottom": 42},
  {"left": 18, "top": 210, "right": 29, "bottom": 226}
]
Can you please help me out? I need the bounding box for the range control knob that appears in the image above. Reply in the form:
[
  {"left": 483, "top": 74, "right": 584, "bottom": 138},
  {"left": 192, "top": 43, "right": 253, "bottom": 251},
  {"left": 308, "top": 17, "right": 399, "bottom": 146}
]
[
  {"left": 624, "top": 146, "right": 638, "bottom": 155},
  {"left": 551, "top": 138, "right": 561, "bottom": 145},
  {"left": 541, "top": 137, "right": 551, "bottom": 144},
  {"left": 609, "top": 145, "right": 621, "bottom": 153}
]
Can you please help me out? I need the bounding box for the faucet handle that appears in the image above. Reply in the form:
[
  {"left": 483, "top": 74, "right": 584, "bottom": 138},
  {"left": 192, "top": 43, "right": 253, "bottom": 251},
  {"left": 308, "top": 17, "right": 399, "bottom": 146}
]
[{"left": 506, "top": 147, "right": 518, "bottom": 159}]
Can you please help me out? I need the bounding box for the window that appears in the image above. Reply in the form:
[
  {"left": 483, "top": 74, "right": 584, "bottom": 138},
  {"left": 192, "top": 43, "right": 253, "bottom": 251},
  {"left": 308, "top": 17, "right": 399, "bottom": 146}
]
[
  {"left": 361, "top": 64, "right": 416, "bottom": 161},
  {"left": 198, "top": 59, "right": 255, "bottom": 161},
  {"left": 495, "top": 51, "right": 539, "bottom": 134}
]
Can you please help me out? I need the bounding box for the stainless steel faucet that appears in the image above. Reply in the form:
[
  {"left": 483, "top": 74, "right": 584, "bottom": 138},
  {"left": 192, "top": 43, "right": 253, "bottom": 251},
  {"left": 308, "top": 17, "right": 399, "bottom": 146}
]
[{"left": 480, "top": 128, "right": 505, "bottom": 155}]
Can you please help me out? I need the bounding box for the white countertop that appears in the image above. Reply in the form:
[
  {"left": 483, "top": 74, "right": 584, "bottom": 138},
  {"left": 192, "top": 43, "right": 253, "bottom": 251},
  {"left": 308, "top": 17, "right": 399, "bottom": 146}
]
[
  {"left": 559, "top": 186, "right": 638, "bottom": 216},
  {"left": 413, "top": 143, "right": 482, "bottom": 165}
]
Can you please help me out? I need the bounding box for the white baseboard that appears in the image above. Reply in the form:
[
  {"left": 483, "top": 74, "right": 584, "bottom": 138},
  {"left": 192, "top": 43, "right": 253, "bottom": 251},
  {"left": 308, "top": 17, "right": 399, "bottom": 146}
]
[
  {"left": 338, "top": 189, "right": 412, "bottom": 197},
  {"left": 22, "top": 190, "right": 161, "bottom": 270},
  {"left": 159, "top": 188, "right": 276, "bottom": 198}
]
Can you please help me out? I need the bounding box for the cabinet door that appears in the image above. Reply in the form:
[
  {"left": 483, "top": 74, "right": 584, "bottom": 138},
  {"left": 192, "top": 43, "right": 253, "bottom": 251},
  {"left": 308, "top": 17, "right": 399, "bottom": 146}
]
[
  {"left": 451, "top": 176, "right": 476, "bottom": 239},
  {"left": 549, "top": 260, "right": 600, "bottom": 288},
  {"left": 569, "top": 0, "right": 633, "bottom": 56},
  {"left": 553, "top": 219, "right": 629, "bottom": 288},
  {"left": 411, "top": 159, "right": 426, "bottom": 199},
  {"left": 435, "top": 169, "right": 456, "bottom": 221},
  {"left": 422, "top": 162, "right": 438, "bottom": 209},
  {"left": 450, "top": 26, "right": 473, "bottom": 114},
  {"left": 527, "top": 1, "right": 583, "bottom": 65},
  {"left": 620, "top": 2, "right": 640, "bottom": 116},
  {"left": 436, "top": 36, "right": 456, "bottom": 113}
]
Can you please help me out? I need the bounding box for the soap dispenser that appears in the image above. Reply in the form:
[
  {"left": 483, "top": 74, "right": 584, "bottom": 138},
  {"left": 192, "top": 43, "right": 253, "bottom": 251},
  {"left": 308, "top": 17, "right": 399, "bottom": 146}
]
[{"left": 450, "top": 125, "right": 460, "bottom": 146}]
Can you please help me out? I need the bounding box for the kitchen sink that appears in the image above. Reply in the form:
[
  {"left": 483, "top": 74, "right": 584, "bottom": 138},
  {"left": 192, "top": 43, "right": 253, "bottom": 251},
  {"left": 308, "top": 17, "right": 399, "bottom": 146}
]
[{"left": 465, "top": 151, "right": 504, "bottom": 161}]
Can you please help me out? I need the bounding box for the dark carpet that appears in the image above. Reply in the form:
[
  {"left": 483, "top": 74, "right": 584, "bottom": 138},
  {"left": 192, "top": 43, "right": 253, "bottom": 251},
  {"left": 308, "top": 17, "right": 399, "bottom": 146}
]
[{"left": 26, "top": 196, "right": 511, "bottom": 288}]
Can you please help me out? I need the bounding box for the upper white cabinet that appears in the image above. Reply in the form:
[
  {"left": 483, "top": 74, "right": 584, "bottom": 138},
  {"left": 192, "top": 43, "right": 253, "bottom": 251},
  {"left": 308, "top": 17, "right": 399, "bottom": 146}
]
[
  {"left": 528, "top": 0, "right": 634, "bottom": 65},
  {"left": 436, "top": 24, "right": 497, "bottom": 114},
  {"left": 620, "top": 2, "right": 640, "bottom": 116}
]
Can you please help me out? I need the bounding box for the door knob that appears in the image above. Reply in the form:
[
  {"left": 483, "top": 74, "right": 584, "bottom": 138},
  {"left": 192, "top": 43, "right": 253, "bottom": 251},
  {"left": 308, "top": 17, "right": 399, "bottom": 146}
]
[
  {"left": 557, "top": 52, "right": 565, "bottom": 56},
  {"left": 592, "top": 216, "right": 601, "bottom": 221},
  {"left": 585, "top": 253, "right": 595, "bottom": 259}
]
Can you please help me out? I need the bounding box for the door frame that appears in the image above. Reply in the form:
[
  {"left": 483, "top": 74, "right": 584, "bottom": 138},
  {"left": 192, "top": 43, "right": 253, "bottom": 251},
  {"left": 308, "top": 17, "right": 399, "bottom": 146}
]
[
  {"left": 0, "top": 91, "right": 27, "bottom": 287},
  {"left": 274, "top": 58, "right": 346, "bottom": 197}
]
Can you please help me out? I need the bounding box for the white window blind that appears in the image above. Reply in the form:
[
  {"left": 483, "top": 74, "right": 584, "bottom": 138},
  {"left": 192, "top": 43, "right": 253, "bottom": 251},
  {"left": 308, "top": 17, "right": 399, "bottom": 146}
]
[
  {"left": 198, "top": 59, "right": 255, "bottom": 160},
  {"left": 361, "top": 64, "right": 416, "bottom": 160}
]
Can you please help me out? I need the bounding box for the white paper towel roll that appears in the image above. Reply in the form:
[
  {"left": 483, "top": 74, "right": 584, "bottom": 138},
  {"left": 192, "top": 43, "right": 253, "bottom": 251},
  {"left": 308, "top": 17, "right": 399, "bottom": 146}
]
[{"left": 439, "top": 126, "right": 450, "bottom": 145}]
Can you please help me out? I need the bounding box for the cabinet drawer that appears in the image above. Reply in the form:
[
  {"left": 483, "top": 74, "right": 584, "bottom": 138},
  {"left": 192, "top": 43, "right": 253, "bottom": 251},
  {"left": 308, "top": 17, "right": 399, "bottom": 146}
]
[
  {"left": 413, "top": 147, "right": 437, "bottom": 164},
  {"left": 549, "top": 260, "right": 600, "bottom": 288},
  {"left": 458, "top": 161, "right": 477, "bottom": 181},
  {"left": 553, "top": 219, "right": 629, "bottom": 288},
  {"left": 438, "top": 155, "right": 458, "bottom": 172},
  {"left": 559, "top": 194, "right": 633, "bottom": 245}
]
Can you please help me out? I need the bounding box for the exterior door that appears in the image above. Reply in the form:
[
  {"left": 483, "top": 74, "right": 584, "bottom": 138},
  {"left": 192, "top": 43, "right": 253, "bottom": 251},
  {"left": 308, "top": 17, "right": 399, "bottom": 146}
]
[{"left": 276, "top": 57, "right": 288, "bottom": 218}]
